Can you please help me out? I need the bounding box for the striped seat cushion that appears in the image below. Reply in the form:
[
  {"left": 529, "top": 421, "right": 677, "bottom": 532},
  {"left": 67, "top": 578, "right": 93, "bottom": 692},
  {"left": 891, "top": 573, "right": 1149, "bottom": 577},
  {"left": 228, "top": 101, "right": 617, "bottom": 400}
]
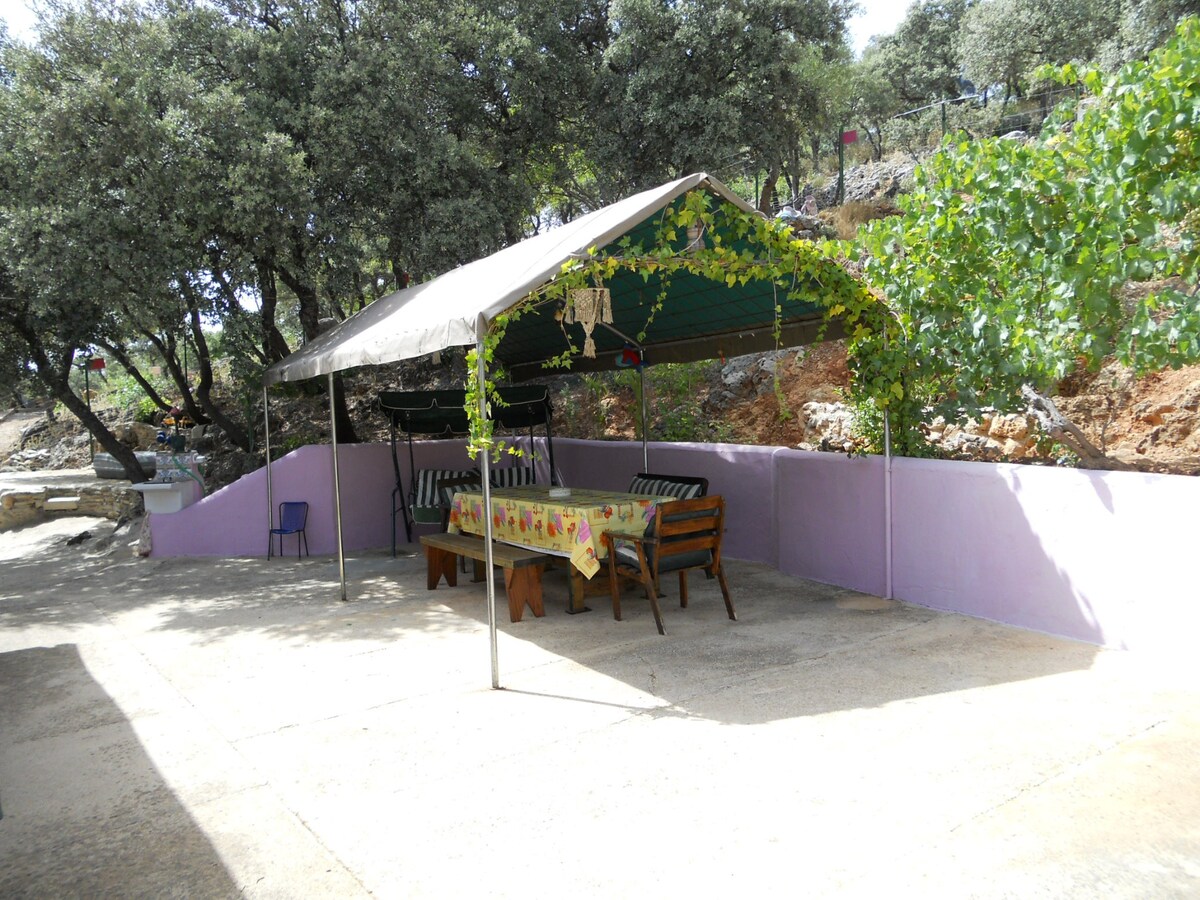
[
  {"left": 614, "top": 498, "right": 719, "bottom": 571},
  {"left": 412, "top": 469, "right": 479, "bottom": 523},
  {"left": 436, "top": 478, "right": 483, "bottom": 510},
  {"left": 613, "top": 540, "right": 712, "bottom": 573},
  {"left": 627, "top": 475, "right": 705, "bottom": 500},
  {"left": 490, "top": 466, "right": 537, "bottom": 488}
]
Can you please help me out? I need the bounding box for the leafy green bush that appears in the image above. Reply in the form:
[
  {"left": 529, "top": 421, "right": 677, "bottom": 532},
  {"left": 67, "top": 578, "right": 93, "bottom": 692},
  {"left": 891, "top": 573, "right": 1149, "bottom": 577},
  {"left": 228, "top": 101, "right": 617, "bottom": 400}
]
[
  {"left": 646, "top": 362, "right": 732, "bottom": 443},
  {"left": 855, "top": 19, "right": 1200, "bottom": 457},
  {"left": 135, "top": 397, "right": 158, "bottom": 423},
  {"left": 272, "top": 435, "right": 308, "bottom": 460}
]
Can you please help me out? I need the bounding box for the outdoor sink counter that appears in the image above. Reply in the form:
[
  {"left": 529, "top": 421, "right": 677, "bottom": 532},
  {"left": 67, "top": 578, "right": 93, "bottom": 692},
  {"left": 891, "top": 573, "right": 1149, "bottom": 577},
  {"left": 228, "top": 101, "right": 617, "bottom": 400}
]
[
  {"left": 130, "top": 452, "right": 206, "bottom": 514},
  {"left": 447, "top": 485, "right": 672, "bottom": 612},
  {"left": 130, "top": 480, "right": 202, "bottom": 514}
]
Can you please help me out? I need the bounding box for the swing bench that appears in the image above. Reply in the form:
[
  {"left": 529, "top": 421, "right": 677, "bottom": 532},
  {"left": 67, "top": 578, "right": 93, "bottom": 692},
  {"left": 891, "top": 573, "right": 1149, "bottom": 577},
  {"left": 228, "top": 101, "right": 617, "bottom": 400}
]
[{"left": 379, "top": 386, "right": 558, "bottom": 556}]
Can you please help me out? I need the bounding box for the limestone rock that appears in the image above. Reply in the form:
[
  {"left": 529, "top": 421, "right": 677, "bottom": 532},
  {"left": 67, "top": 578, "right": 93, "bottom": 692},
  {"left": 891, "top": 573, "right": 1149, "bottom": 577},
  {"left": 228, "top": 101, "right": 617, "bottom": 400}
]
[
  {"left": 137, "top": 515, "right": 153, "bottom": 556},
  {"left": 989, "top": 414, "right": 1031, "bottom": 442},
  {"left": 1002, "top": 438, "right": 1029, "bottom": 459},
  {"left": 114, "top": 422, "right": 159, "bottom": 448},
  {"left": 800, "top": 402, "right": 855, "bottom": 446}
]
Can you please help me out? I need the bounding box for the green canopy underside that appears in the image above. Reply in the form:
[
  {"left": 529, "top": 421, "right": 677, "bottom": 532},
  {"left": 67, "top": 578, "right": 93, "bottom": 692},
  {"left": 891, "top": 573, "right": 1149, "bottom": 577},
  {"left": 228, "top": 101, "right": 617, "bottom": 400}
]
[
  {"left": 500, "top": 208, "right": 839, "bottom": 380},
  {"left": 262, "top": 175, "right": 846, "bottom": 388}
]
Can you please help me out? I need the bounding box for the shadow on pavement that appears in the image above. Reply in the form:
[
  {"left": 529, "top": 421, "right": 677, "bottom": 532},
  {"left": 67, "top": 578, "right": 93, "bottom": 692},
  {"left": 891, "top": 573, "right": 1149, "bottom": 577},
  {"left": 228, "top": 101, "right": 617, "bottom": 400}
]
[
  {"left": 0, "top": 644, "right": 240, "bottom": 897},
  {"left": 0, "top": 521, "right": 1099, "bottom": 727}
]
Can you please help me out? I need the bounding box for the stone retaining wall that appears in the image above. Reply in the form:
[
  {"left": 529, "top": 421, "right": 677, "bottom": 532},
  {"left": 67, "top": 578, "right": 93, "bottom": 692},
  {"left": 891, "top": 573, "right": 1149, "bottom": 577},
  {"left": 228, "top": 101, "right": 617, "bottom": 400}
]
[
  {"left": 0, "top": 484, "right": 142, "bottom": 531},
  {"left": 798, "top": 402, "right": 1039, "bottom": 460}
]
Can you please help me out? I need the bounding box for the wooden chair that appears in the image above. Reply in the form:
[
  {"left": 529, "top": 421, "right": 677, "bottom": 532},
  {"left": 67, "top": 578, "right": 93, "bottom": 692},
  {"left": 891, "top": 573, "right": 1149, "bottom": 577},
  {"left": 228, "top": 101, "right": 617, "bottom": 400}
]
[
  {"left": 602, "top": 495, "right": 735, "bottom": 635},
  {"left": 436, "top": 474, "right": 484, "bottom": 530},
  {"left": 627, "top": 473, "right": 713, "bottom": 582},
  {"left": 410, "top": 468, "right": 478, "bottom": 530}
]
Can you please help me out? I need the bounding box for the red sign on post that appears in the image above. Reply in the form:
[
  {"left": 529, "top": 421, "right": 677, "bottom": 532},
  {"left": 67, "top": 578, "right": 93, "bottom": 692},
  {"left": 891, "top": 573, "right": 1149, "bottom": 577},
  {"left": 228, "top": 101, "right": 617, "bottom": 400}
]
[
  {"left": 88, "top": 358, "right": 106, "bottom": 371},
  {"left": 841, "top": 130, "right": 859, "bottom": 145}
]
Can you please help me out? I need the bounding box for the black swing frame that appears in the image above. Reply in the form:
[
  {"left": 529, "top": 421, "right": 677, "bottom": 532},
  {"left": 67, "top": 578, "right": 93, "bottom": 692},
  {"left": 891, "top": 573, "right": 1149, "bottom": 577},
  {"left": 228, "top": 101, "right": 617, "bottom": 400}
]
[{"left": 378, "top": 386, "right": 558, "bottom": 556}]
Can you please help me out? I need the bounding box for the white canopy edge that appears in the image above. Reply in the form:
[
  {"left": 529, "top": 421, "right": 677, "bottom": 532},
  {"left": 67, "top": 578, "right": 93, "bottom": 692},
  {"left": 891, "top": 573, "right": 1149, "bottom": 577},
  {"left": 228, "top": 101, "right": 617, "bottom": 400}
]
[{"left": 263, "top": 173, "right": 755, "bottom": 386}]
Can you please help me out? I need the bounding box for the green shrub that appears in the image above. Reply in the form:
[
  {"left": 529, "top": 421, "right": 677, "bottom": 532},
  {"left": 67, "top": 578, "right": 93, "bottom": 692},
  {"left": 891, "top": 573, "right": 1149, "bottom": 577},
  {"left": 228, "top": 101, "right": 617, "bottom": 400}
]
[
  {"left": 648, "top": 361, "right": 731, "bottom": 443},
  {"left": 135, "top": 397, "right": 158, "bottom": 423},
  {"left": 272, "top": 435, "right": 309, "bottom": 460}
]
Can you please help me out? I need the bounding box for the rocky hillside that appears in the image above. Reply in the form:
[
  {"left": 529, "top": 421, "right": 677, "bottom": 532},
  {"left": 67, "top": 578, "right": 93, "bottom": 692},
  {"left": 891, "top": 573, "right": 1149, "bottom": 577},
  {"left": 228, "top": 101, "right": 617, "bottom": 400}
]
[
  {"left": 544, "top": 341, "right": 1200, "bottom": 475},
  {"left": 5, "top": 337, "right": 1198, "bottom": 489}
]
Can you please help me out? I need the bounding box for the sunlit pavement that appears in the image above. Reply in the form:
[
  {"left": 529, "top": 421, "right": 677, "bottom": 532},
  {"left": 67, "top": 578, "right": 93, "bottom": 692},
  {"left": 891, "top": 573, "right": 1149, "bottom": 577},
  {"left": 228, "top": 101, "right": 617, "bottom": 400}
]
[{"left": 2, "top": 517, "right": 1197, "bottom": 898}]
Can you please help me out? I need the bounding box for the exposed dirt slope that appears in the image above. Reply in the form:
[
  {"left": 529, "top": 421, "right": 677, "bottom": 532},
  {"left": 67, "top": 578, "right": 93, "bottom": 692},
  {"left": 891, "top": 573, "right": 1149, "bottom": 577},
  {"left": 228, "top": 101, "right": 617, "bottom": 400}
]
[
  {"left": 543, "top": 340, "right": 1200, "bottom": 474},
  {"left": 1055, "top": 361, "right": 1200, "bottom": 473},
  {"left": 4, "top": 341, "right": 1199, "bottom": 482},
  {"left": 0, "top": 409, "right": 45, "bottom": 457}
]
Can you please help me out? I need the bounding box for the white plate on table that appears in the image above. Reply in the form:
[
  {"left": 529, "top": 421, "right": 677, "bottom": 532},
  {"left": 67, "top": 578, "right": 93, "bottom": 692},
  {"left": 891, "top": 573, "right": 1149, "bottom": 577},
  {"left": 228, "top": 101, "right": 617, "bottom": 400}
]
[{"left": 548, "top": 487, "right": 572, "bottom": 499}]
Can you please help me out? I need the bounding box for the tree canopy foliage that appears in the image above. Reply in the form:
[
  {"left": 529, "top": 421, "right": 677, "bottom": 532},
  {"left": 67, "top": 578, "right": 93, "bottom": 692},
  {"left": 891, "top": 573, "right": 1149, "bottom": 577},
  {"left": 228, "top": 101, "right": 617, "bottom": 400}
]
[
  {"left": 869, "top": 0, "right": 977, "bottom": 108},
  {"left": 0, "top": 0, "right": 861, "bottom": 478},
  {"left": 854, "top": 17, "right": 1200, "bottom": 460},
  {"left": 1, "top": 0, "right": 1199, "bottom": 476}
]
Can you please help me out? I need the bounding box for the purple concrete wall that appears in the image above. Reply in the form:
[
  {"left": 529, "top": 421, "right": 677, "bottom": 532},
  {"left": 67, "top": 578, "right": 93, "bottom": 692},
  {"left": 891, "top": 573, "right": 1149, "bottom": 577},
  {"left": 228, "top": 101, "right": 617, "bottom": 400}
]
[
  {"left": 500, "top": 441, "right": 1200, "bottom": 649},
  {"left": 890, "top": 457, "right": 1200, "bottom": 650},
  {"left": 775, "top": 449, "right": 888, "bottom": 596},
  {"left": 148, "top": 434, "right": 1200, "bottom": 650},
  {"left": 149, "top": 440, "right": 477, "bottom": 557}
]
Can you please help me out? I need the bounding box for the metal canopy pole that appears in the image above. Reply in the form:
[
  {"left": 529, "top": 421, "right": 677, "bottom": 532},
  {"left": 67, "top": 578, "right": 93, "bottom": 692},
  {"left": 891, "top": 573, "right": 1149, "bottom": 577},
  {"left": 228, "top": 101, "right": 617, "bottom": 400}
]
[
  {"left": 263, "top": 385, "right": 274, "bottom": 553},
  {"left": 329, "top": 372, "right": 347, "bottom": 601},
  {"left": 596, "top": 323, "right": 649, "bottom": 473},
  {"left": 477, "top": 314, "right": 500, "bottom": 689},
  {"left": 544, "top": 402, "right": 558, "bottom": 487},
  {"left": 882, "top": 316, "right": 894, "bottom": 601},
  {"left": 639, "top": 362, "right": 649, "bottom": 472},
  {"left": 84, "top": 362, "right": 95, "bottom": 462},
  {"left": 883, "top": 407, "right": 894, "bottom": 601}
]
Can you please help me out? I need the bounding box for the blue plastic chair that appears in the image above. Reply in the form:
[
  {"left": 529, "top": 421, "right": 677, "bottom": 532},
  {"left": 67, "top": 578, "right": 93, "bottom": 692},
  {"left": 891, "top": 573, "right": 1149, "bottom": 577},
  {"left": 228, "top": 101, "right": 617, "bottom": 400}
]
[{"left": 269, "top": 501, "right": 309, "bottom": 558}]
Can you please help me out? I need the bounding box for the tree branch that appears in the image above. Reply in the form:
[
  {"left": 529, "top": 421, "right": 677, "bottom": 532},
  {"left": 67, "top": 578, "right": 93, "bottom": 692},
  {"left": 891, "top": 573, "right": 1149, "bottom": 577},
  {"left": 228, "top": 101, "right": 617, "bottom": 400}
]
[{"left": 1021, "top": 384, "right": 1134, "bottom": 470}]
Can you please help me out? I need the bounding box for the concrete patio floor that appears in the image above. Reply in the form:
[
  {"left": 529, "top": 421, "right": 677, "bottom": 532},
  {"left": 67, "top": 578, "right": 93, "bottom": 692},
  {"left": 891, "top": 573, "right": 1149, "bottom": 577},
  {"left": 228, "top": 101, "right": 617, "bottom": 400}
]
[{"left": 1, "top": 516, "right": 1198, "bottom": 898}]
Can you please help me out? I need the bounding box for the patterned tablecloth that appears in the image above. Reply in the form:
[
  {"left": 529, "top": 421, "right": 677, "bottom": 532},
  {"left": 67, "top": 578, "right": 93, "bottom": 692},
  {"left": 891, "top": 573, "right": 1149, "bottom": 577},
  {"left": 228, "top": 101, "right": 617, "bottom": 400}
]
[{"left": 447, "top": 486, "right": 666, "bottom": 579}]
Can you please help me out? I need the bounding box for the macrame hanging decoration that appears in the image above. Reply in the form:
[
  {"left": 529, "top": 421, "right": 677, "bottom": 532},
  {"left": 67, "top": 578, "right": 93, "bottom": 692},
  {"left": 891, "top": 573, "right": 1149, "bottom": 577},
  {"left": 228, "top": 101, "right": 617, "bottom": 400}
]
[{"left": 565, "top": 283, "right": 612, "bottom": 358}]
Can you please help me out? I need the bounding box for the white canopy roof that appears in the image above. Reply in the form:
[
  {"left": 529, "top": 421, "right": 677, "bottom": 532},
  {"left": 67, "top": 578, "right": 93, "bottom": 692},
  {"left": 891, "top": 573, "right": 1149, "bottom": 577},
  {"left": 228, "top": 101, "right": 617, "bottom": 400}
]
[{"left": 264, "top": 173, "right": 755, "bottom": 386}]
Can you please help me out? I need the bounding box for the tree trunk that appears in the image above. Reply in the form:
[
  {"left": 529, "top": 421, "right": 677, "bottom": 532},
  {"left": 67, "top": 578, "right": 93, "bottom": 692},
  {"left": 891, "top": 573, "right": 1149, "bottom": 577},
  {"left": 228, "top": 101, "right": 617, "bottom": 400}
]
[
  {"left": 757, "top": 163, "right": 781, "bottom": 214},
  {"left": 331, "top": 373, "right": 360, "bottom": 444},
  {"left": 185, "top": 302, "right": 251, "bottom": 451},
  {"left": 275, "top": 262, "right": 322, "bottom": 342},
  {"left": 207, "top": 254, "right": 269, "bottom": 368},
  {"left": 97, "top": 340, "right": 171, "bottom": 412},
  {"left": 864, "top": 124, "right": 884, "bottom": 161},
  {"left": 17, "top": 333, "right": 148, "bottom": 483},
  {"left": 141, "top": 329, "right": 210, "bottom": 425},
  {"left": 315, "top": 311, "right": 360, "bottom": 444},
  {"left": 269, "top": 261, "right": 360, "bottom": 442},
  {"left": 54, "top": 379, "right": 149, "bottom": 482},
  {"left": 256, "top": 260, "right": 291, "bottom": 363},
  {"left": 389, "top": 239, "right": 411, "bottom": 292},
  {"left": 1021, "top": 384, "right": 1134, "bottom": 471}
]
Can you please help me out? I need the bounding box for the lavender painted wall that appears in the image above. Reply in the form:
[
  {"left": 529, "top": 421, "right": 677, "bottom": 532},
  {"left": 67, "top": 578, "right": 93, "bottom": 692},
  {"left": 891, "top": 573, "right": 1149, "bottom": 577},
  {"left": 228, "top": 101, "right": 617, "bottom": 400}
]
[
  {"left": 890, "top": 457, "right": 1200, "bottom": 650},
  {"left": 774, "top": 449, "right": 887, "bottom": 596},
  {"left": 148, "top": 435, "right": 1199, "bottom": 650},
  {"left": 149, "top": 440, "right": 478, "bottom": 557}
]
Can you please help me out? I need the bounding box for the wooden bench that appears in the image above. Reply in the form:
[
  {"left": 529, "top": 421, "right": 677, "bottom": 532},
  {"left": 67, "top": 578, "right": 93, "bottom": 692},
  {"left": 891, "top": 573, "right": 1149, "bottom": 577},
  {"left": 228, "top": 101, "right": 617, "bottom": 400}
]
[{"left": 419, "top": 532, "right": 550, "bottom": 623}]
